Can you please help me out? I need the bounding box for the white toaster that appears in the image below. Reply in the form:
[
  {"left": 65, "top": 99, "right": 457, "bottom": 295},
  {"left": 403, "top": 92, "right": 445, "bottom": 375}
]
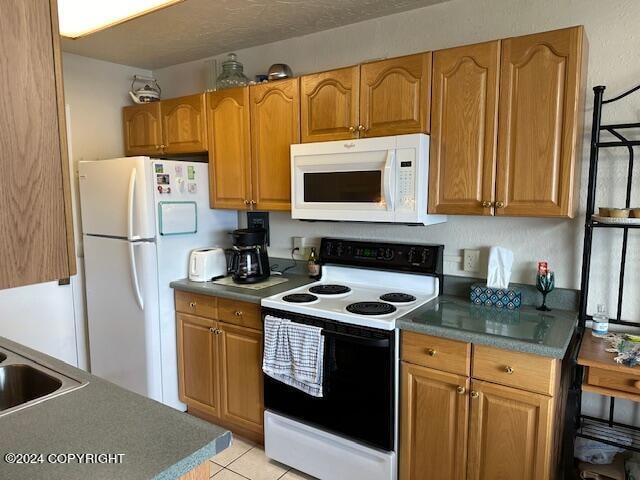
[{"left": 188, "top": 247, "right": 227, "bottom": 282}]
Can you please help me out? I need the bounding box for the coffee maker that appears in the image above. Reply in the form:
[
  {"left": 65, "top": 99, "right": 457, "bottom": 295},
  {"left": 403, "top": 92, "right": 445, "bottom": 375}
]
[{"left": 229, "top": 228, "right": 270, "bottom": 283}]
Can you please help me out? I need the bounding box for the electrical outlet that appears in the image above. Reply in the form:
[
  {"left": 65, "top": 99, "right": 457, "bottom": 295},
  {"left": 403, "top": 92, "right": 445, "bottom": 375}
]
[
  {"left": 463, "top": 249, "right": 481, "bottom": 272},
  {"left": 292, "top": 236, "right": 306, "bottom": 251}
]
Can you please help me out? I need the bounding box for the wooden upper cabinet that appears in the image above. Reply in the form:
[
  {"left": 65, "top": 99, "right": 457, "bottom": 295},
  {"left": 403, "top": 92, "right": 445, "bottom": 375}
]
[
  {"left": 301, "top": 66, "right": 359, "bottom": 142},
  {"left": 360, "top": 53, "right": 431, "bottom": 137},
  {"left": 162, "top": 94, "right": 208, "bottom": 154},
  {"left": 496, "top": 26, "right": 586, "bottom": 217},
  {"left": 400, "top": 363, "right": 469, "bottom": 480},
  {"left": 0, "top": 0, "right": 75, "bottom": 289},
  {"left": 207, "top": 88, "right": 252, "bottom": 209},
  {"left": 176, "top": 313, "right": 220, "bottom": 417},
  {"left": 219, "top": 323, "right": 264, "bottom": 434},
  {"left": 250, "top": 78, "right": 300, "bottom": 211},
  {"left": 123, "top": 102, "right": 163, "bottom": 156},
  {"left": 429, "top": 41, "right": 500, "bottom": 215},
  {"left": 467, "top": 380, "right": 554, "bottom": 480}
]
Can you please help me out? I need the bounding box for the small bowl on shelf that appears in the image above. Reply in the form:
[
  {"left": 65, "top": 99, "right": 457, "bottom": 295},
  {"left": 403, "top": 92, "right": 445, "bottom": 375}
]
[
  {"left": 609, "top": 208, "right": 631, "bottom": 218},
  {"left": 598, "top": 207, "right": 611, "bottom": 216}
]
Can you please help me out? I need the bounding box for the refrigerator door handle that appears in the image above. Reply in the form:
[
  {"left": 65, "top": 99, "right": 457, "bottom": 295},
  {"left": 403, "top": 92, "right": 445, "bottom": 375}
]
[
  {"left": 127, "top": 167, "right": 137, "bottom": 241},
  {"left": 128, "top": 242, "right": 144, "bottom": 310}
]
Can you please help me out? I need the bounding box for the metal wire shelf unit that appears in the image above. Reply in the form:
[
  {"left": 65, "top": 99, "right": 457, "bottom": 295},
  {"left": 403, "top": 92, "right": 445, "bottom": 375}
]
[{"left": 579, "top": 84, "right": 640, "bottom": 328}]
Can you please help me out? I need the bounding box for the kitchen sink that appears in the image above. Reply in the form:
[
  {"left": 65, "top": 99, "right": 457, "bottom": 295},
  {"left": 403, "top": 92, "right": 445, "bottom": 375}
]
[
  {"left": 0, "top": 365, "right": 62, "bottom": 411},
  {"left": 0, "top": 347, "right": 86, "bottom": 418}
]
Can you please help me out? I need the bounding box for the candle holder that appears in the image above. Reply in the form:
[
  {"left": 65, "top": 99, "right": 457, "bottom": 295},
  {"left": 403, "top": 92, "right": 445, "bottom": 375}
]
[{"left": 536, "top": 271, "right": 555, "bottom": 311}]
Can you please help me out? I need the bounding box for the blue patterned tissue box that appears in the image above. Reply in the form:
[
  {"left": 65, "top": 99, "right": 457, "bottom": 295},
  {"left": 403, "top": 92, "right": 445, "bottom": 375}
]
[{"left": 470, "top": 283, "right": 522, "bottom": 310}]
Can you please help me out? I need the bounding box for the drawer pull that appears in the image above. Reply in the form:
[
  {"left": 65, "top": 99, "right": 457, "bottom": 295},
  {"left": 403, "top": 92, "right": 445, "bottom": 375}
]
[
  {"left": 234, "top": 310, "right": 243, "bottom": 316},
  {"left": 504, "top": 366, "right": 514, "bottom": 374},
  {"left": 456, "top": 386, "right": 466, "bottom": 395},
  {"left": 426, "top": 348, "right": 437, "bottom": 357},
  {"left": 470, "top": 391, "right": 479, "bottom": 399},
  {"left": 189, "top": 302, "right": 197, "bottom": 308},
  {"left": 209, "top": 327, "right": 215, "bottom": 333}
]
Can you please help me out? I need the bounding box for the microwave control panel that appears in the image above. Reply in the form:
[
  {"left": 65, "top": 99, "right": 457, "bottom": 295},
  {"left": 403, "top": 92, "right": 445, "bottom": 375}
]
[{"left": 396, "top": 148, "right": 416, "bottom": 210}]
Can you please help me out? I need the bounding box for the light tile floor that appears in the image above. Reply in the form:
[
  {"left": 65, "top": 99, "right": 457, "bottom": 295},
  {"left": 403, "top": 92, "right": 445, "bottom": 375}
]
[{"left": 210, "top": 435, "right": 317, "bottom": 480}]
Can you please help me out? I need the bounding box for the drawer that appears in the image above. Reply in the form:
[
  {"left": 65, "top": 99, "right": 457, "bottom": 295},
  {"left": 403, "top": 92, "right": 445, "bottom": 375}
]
[
  {"left": 218, "top": 297, "right": 261, "bottom": 330},
  {"left": 175, "top": 290, "right": 218, "bottom": 319},
  {"left": 472, "top": 345, "right": 558, "bottom": 396},
  {"left": 401, "top": 331, "right": 471, "bottom": 376},
  {"left": 585, "top": 366, "right": 640, "bottom": 399}
]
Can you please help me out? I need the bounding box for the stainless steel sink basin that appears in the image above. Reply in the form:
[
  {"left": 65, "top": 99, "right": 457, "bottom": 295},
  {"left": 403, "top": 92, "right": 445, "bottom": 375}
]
[
  {"left": 0, "top": 347, "right": 86, "bottom": 417},
  {"left": 0, "top": 365, "right": 63, "bottom": 411}
]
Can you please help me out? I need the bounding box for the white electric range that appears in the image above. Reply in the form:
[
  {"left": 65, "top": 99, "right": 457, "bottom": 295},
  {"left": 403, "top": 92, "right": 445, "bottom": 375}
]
[
  {"left": 261, "top": 238, "right": 443, "bottom": 480},
  {"left": 261, "top": 264, "right": 440, "bottom": 330}
]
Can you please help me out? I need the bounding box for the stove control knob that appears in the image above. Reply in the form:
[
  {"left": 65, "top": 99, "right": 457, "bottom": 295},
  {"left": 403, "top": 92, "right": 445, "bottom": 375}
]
[
  {"left": 385, "top": 248, "right": 394, "bottom": 260},
  {"left": 377, "top": 247, "right": 385, "bottom": 259},
  {"left": 408, "top": 247, "right": 417, "bottom": 264}
]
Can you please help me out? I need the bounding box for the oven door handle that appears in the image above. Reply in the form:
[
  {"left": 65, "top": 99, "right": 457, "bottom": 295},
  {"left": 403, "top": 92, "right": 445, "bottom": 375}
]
[{"left": 321, "top": 330, "right": 390, "bottom": 348}]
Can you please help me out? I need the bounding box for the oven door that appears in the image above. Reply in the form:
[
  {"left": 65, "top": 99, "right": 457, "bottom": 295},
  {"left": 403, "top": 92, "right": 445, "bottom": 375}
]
[
  {"left": 263, "top": 309, "right": 395, "bottom": 451},
  {"left": 291, "top": 137, "right": 397, "bottom": 222}
]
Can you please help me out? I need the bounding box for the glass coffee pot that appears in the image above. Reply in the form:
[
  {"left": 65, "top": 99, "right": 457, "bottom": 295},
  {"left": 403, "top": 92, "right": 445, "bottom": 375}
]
[{"left": 229, "top": 228, "right": 270, "bottom": 284}]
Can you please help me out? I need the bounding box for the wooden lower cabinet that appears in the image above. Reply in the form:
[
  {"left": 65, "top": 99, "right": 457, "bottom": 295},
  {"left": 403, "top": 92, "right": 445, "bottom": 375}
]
[
  {"left": 219, "top": 323, "right": 264, "bottom": 433},
  {"left": 467, "top": 380, "right": 554, "bottom": 480},
  {"left": 176, "top": 292, "right": 264, "bottom": 442},
  {"left": 400, "top": 333, "right": 561, "bottom": 480},
  {"left": 400, "top": 363, "right": 469, "bottom": 480},
  {"left": 177, "top": 313, "right": 220, "bottom": 416}
]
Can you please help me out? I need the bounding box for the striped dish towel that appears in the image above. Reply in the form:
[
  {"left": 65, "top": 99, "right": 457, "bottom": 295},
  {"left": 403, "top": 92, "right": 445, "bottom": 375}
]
[{"left": 262, "top": 315, "right": 324, "bottom": 397}]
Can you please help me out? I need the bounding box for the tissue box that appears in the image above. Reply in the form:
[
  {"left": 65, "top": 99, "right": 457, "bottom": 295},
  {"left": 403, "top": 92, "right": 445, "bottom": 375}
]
[{"left": 470, "top": 283, "right": 522, "bottom": 310}]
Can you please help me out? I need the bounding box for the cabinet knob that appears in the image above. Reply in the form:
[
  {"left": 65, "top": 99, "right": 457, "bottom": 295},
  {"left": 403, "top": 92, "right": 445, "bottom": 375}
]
[
  {"left": 244, "top": 199, "right": 250, "bottom": 205},
  {"left": 470, "top": 391, "right": 479, "bottom": 399},
  {"left": 426, "top": 348, "right": 437, "bottom": 357},
  {"left": 634, "top": 380, "right": 640, "bottom": 389},
  {"left": 155, "top": 145, "right": 161, "bottom": 149},
  {"left": 215, "top": 328, "right": 222, "bottom": 335},
  {"left": 481, "top": 200, "right": 492, "bottom": 208},
  {"left": 234, "top": 311, "right": 243, "bottom": 317},
  {"left": 189, "top": 302, "right": 196, "bottom": 309},
  {"left": 456, "top": 386, "right": 466, "bottom": 395},
  {"left": 348, "top": 126, "right": 356, "bottom": 133},
  {"left": 250, "top": 200, "right": 257, "bottom": 206},
  {"left": 504, "top": 366, "right": 514, "bottom": 374},
  {"left": 357, "top": 125, "right": 368, "bottom": 133},
  {"left": 161, "top": 144, "right": 167, "bottom": 148},
  {"left": 209, "top": 327, "right": 215, "bottom": 333},
  {"left": 495, "top": 201, "right": 505, "bottom": 208}
]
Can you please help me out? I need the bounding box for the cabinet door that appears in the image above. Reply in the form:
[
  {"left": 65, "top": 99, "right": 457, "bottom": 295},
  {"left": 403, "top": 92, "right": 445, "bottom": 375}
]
[
  {"left": 400, "top": 362, "right": 469, "bottom": 480},
  {"left": 162, "top": 93, "right": 208, "bottom": 154},
  {"left": 123, "top": 102, "right": 163, "bottom": 156},
  {"left": 300, "top": 66, "right": 359, "bottom": 142},
  {"left": 177, "top": 313, "right": 220, "bottom": 417},
  {"left": 496, "top": 26, "right": 585, "bottom": 217},
  {"left": 207, "top": 88, "right": 252, "bottom": 210},
  {"left": 467, "top": 380, "right": 554, "bottom": 480},
  {"left": 250, "top": 78, "right": 300, "bottom": 211},
  {"left": 429, "top": 41, "right": 500, "bottom": 215},
  {"left": 0, "top": 0, "right": 74, "bottom": 289},
  {"left": 219, "top": 322, "right": 264, "bottom": 434},
  {"left": 360, "top": 53, "right": 431, "bottom": 137}
]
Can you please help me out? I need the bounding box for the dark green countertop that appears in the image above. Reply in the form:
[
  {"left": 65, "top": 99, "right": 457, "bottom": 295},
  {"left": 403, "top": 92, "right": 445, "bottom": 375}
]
[
  {"left": 397, "top": 295, "right": 577, "bottom": 358},
  {"left": 170, "top": 273, "right": 314, "bottom": 304},
  {"left": 0, "top": 337, "right": 230, "bottom": 480}
]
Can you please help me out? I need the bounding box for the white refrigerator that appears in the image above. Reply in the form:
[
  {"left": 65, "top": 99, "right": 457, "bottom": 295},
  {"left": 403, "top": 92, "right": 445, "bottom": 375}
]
[{"left": 79, "top": 157, "right": 237, "bottom": 410}]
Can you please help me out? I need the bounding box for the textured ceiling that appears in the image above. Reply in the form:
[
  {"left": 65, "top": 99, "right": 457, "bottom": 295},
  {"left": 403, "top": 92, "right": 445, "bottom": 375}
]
[{"left": 61, "top": 0, "right": 450, "bottom": 69}]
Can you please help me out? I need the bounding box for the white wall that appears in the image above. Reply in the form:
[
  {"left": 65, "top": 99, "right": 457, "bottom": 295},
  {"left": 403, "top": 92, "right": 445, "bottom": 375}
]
[
  {"left": 154, "top": 0, "right": 640, "bottom": 422},
  {"left": 0, "top": 54, "right": 151, "bottom": 369}
]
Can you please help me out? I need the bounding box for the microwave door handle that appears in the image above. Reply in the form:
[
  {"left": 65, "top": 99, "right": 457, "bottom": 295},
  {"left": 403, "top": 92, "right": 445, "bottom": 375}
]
[{"left": 383, "top": 150, "right": 395, "bottom": 210}]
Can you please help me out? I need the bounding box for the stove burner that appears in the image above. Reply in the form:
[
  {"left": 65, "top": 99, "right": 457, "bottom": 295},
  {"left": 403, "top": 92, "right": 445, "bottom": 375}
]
[
  {"left": 346, "top": 302, "right": 397, "bottom": 316},
  {"left": 309, "top": 284, "right": 352, "bottom": 295},
  {"left": 283, "top": 293, "right": 318, "bottom": 303},
  {"left": 380, "top": 293, "right": 416, "bottom": 303}
]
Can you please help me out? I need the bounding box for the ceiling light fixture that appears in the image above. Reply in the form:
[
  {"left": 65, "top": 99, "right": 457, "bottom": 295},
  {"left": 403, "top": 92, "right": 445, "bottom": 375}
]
[{"left": 58, "top": 0, "right": 184, "bottom": 39}]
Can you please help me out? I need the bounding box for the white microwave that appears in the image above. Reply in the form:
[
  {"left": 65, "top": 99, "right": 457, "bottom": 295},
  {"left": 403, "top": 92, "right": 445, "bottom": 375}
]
[{"left": 290, "top": 133, "right": 446, "bottom": 225}]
